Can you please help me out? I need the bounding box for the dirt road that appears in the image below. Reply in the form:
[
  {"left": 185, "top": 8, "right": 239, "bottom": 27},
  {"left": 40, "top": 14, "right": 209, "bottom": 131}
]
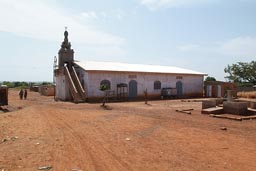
[{"left": 1, "top": 90, "right": 256, "bottom": 171}]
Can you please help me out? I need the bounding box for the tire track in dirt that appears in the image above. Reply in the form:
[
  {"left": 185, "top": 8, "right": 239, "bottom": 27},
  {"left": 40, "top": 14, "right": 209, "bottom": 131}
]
[
  {"left": 63, "top": 122, "right": 131, "bottom": 171},
  {"left": 40, "top": 105, "right": 131, "bottom": 171},
  {"left": 39, "top": 106, "right": 96, "bottom": 171}
]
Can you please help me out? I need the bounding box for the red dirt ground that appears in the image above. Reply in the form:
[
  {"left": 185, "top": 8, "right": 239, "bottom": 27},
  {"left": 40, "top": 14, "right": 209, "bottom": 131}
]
[{"left": 0, "top": 89, "right": 256, "bottom": 171}]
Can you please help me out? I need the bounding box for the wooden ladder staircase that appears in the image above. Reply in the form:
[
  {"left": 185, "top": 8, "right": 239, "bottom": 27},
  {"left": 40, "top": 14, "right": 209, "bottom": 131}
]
[{"left": 64, "top": 66, "right": 87, "bottom": 103}]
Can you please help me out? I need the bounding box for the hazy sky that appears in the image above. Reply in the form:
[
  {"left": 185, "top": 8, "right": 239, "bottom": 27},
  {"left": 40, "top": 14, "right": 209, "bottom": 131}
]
[{"left": 0, "top": 0, "right": 255, "bottom": 81}]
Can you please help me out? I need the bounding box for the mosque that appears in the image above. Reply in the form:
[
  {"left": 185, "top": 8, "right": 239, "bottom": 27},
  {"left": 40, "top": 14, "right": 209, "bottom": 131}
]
[{"left": 54, "top": 30, "right": 206, "bottom": 102}]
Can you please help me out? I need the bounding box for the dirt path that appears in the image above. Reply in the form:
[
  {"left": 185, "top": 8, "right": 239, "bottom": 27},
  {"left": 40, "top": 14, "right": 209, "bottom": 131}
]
[{"left": 0, "top": 89, "right": 256, "bottom": 171}]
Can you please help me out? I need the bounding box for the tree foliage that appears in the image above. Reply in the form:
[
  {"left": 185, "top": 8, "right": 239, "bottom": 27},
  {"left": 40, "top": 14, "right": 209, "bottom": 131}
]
[
  {"left": 41, "top": 82, "right": 52, "bottom": 85},
  {"left": 0, "top": 81, "right": 29, "bottom": 88},
  {"left": 205, "top": 76, "right": 216, "bottom": 81},
  {"left": 224, "top": 61, "right": 256, "bottom": 85},
  {"left": 0, "top": 81, "right": 53, "bottom": 88}
]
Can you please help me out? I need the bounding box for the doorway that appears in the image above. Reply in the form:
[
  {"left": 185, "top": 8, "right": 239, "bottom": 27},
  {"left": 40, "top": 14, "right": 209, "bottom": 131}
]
[
  {"left": 206, "top": 85, "right": 212, "bottom": 97},
  {"left": 217, "top": 85, "right": 222, "bottom": 97},
  {"left": 129, "top": 80, "right": 137, "bottom": 98},
  {"left": 176, "top": 81, "right": 183, "bottom": 97}
]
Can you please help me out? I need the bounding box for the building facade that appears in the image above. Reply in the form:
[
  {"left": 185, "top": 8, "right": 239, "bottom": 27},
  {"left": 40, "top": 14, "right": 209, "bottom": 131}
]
[
  {"left": 0, "top": 85, "right": 8, "bottom": 106},
  {"left": 74, "top": 61, "right": 205, "bottom": 101},
  {"left": 54, "top": 30, "right": 206, "bottom": 102},
  {"left": 204, "top": 81, "right": 237, "bottom": 98}
]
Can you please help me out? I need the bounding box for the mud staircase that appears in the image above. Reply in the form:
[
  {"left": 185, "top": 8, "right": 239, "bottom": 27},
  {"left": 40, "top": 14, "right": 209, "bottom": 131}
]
[{"left": 64, "top": 66, "right": 87, "bottom": 103}]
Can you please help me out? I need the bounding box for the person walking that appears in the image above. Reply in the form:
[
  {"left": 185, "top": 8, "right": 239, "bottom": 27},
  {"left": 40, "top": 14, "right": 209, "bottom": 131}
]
[
  {"left": 24, "top": 89, "right": 28, "bottom": 100},
  {"left": 19, "top": 89, "right": 24, "bottom": 100}
]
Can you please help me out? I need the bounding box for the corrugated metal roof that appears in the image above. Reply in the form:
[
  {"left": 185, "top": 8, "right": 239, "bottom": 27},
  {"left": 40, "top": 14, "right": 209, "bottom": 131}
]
[{"left": 74, "top": 61, "right": 207, "bottom": 75}]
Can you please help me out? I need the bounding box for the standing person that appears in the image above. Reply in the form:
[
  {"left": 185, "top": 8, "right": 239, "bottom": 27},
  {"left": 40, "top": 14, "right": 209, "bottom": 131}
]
[
  {"left": 19, "top": 89, "right": 24, "bottom": 100},
  {"left": 24, "top": 89, "right": 28, "bottom": 100},
  {"left": 144, "top": 89, "right": 148, "bottom": 104}
]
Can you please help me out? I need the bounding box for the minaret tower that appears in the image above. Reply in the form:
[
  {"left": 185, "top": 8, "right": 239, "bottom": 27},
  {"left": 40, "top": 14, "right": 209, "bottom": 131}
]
[{"left": 58, "top": 27, "right": 74, "bottom": 70}]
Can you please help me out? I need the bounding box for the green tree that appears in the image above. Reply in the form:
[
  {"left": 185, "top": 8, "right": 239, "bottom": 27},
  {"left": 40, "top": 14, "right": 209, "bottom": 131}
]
[
  {"left": 1, "top": 81, "right": 29, "bottom": 88},
  {"left": 224, "top": 61, "right": 256, "bottom": 85},
  {"left": 205, "top": 76, "right": 216, "bottom": 81},
  {"left": 3, "top": 81, "right": 15, "bottom": 88},
  {"left": 41, "top": 82, "right": 52, "bottom": 85}
]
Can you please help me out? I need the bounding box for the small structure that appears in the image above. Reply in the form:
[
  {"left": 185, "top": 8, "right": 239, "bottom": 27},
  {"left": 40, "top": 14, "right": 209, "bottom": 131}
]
[
  {"left": 0, "top": 85, "right": 8, "bottom": 106},
  {"left": 161, "top": 88, "right": 177, "bottom": 99},
  {"left": 30, "top": 85, "right": 39, "bottom": 92},
  {"left": 204, "top": 81, "right": 237, "bottom": 98},
  {"left": 39, "top": 85, "right": 55, "bottom": 96},
  {"left": 54, "top": 29, "right": 87, "bottom": 103},
  {"left": 223, "top": 101, "right": 248, "bottom": 115},
  {"left": 116, "top": 83, "right": 128, "bottom": 101},
  {"left": 201, "top": 97, "right": 256, "bottom": 117},
  {"left": 104, "top": 90, "right": 116, "bottom": 102}
]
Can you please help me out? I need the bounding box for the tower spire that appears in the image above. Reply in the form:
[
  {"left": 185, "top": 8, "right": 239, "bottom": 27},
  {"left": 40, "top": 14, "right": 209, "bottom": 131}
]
[
  {"left": 58, "top": 28, "right": 74, "bottom": 68},
  {"left": 61, "top": 27, "right": 71, "bottom": 50}
]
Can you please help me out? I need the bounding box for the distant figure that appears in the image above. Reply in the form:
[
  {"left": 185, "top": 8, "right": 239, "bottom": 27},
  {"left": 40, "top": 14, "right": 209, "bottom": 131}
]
[
  {"left": 24, "top": 89, "right": 28, "bottom": 100},
  {"left": 19, "top": 89, "right": 24, "bottom": 100},
  {"left": 144, "top": 89, "right": 148, "bottom": 104}
]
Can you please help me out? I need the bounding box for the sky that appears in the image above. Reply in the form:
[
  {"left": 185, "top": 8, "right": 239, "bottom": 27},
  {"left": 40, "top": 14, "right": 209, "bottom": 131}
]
[{"left": 0, "top": 0, "right": 255, "bottom": 82}]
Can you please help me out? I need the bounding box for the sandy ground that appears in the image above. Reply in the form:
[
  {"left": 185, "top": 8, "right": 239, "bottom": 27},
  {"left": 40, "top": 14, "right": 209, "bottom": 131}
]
[{"left": 0, "top": 89, "right": 256, "bottom": 171}]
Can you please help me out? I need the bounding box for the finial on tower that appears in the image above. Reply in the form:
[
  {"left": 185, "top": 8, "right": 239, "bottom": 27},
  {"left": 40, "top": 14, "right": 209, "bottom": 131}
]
[
  {"left": 60, "top": 27, "right": 72, "bottom": 51},
  {"left": 64, "top": 26, "right": 68, "bottom": 38}
]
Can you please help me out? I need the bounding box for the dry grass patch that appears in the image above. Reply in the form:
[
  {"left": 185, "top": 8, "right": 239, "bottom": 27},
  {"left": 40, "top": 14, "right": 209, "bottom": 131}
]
[{"left": 237, "top": 91, "right": 256, "bottom": 99}]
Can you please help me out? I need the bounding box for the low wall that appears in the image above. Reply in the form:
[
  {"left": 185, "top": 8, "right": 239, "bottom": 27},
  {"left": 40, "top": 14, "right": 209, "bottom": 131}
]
[
  {"left": 236, "top": 100, "right": 256, "bottom": 109},
  {"left": 223, "top": 101, "right": 248, "bottom": 115},
  {"left": 202, "top": 100, "right": 216, "bottom": 109},
  {"left": 250, "top": 102, "right": 256, "bottom": 109},
  {"left": 0, "top": 86, "right": 8, "bottom": 106}
]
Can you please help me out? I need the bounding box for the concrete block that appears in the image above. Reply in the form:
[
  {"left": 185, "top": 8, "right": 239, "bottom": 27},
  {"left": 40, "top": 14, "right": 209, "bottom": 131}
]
[
  {"left": 223, "top": 101, "right": 248, "bottom": 115},
  {"left": 202, "top": 100, "right": 216, "bottom": 109},
  {"left": 250, "top": 102, "right": 256, "bottom": 109},
  {"left": 201, "top": 107, "right": 223, "bottom": 114},
  {"left": 227, "top": 90, "right": 233, "bottom": 102},
  {"left": 215, "top": 98, "right": 224, "bottom": 106}
]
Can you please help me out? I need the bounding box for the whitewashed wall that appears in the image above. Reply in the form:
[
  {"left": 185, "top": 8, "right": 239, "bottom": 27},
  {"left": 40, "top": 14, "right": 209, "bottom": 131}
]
[
  {"left": 77, "top": 70, "right": 204, "bottom": 98},
  {"left": 55, "top": 75, "right": 71, "bottom": 100}
]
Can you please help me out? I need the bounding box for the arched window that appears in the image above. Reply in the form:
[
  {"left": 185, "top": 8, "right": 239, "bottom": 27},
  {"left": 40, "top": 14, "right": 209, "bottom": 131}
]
[
  {"left": 154, "top": 81, "right": 161, "bottom": 90},
  {"left": 100, "top": 80, "right": 111, "bottom": 90}
]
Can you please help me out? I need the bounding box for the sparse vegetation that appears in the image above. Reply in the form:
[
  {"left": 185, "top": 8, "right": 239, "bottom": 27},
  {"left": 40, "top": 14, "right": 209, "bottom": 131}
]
[
  {"left": 224, "top": 60, "right": 256, "bottom": 85},
  {"left": 0, "top": 81, "right": 29, "bottom": 88},
  {"left": 99, "top": 84, "right": 108, "bottom": 107},
  {"left": 237, "top": 91, "right": 256, "bottom": 99},
  {"left": 99, "top": 84, "right": 108, "bottom": 91},
  {"left": 0, "top": 81, "right": 53, "bottom": 88}
]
